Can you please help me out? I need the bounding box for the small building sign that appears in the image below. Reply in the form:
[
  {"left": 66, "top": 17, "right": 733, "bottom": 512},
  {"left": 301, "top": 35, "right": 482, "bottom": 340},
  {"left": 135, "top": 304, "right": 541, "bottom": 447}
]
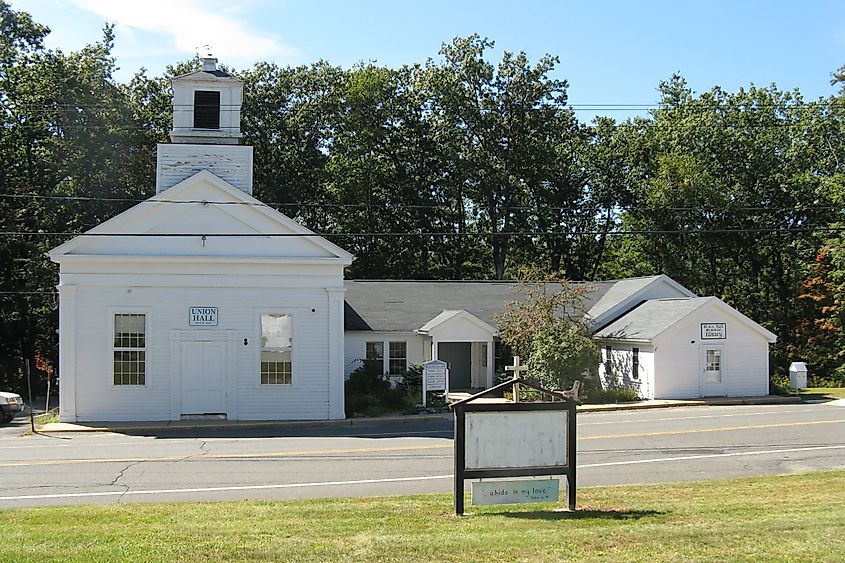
[
  {"left": 701, "top": 322, "right": 726, "bottom": 339},
  {"left": 422, "top": 359, "right": 448, "bottom": 408},
  {"left": 472, "top": 479, "right": 560, "bottom": 505},
  {"left": 189, "top": 307, "right": 218, "bottom": 326},
  {"left": 423, "top": 359, "right": 447, "bottom": 391}
]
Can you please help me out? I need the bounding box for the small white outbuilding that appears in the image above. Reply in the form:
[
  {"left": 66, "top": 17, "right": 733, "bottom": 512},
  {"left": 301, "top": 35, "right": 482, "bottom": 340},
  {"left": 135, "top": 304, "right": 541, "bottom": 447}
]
[
  {"left": 49, "top": 57, "right": 353, "bottom": 422},
  {"left": 594, "top": 296, "right": 778, "bottom": 399}
]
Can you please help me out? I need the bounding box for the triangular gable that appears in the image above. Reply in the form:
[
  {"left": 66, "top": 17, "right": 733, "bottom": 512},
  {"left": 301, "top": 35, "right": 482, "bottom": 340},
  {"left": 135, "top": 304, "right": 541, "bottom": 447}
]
[
  {"left": 49, "top": 171, "right": 354, "bottom": 264},
  {"left": 587, "top": 274, "right": 696, "bottom": 330},
  {"left": 654, "top": 296, "right": 777, "bottom": 344},
  {"left": 596, "top": 296, "right": 777, "bottom": 344},
  {"left": 418, "top": 310, "right": 498, "bottom": 336}
]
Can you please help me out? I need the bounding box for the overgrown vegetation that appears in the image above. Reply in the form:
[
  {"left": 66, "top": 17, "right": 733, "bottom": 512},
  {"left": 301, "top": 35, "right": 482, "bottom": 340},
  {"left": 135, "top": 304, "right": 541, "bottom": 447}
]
[
  {"left": 494, "top": 268, "right": 601, "bottom": 395},
  {"left": 344, "top": 362, "right": 435, "bottom": 417},
  {"left": 1, "top": 471, "right": 843, "bottom": 561},
  {"left": 584, "top": 387, "right": 641, "bottom": 403},
  {"left": 2, "top": 1, "right": 845, "bottom": 392},
  {"left": 343, "top": 361, "right": 403, "bottom": 417}
]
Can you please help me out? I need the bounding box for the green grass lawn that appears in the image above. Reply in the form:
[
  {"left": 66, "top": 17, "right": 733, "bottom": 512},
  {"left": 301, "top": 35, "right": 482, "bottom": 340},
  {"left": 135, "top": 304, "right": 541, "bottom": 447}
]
[
  {"left": 799, "top": 387, "right": 845, "bottom": 400},
  {"left": 1, "top": 471, "right": 843, "bottom": 562}
]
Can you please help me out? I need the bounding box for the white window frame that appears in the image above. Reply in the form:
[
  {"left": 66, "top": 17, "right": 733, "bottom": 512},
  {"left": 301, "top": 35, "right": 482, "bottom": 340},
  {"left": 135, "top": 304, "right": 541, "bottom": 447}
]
[
  {"left": 256, "top": 311, "right": 296, "bottom": 388},
  {"left": 110, "top": 308, "right": 151, "bottom": 389},
  {"left": 365, "top": 341, "right": 385, "bottom": 371},
  {"left": 388, "top": 341, "right": 407, "bottom": 376}
]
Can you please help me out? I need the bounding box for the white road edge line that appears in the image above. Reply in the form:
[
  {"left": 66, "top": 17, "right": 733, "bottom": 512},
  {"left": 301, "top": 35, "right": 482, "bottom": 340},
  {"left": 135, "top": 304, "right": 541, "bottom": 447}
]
[
  {"left": 0, "top": 475, "right": 453, "bottom": 501},
  {"left": 2, "top": 444, "right": 845, "bottom": 502},
  {"left": 581, "top": 444, "right": 845, "bottom": 468}
]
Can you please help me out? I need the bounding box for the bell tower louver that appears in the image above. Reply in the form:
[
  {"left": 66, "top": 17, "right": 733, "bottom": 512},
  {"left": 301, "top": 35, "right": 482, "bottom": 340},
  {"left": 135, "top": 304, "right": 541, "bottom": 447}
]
[{"left": 155, "top": 55, "right": 254, "bottom": 195}]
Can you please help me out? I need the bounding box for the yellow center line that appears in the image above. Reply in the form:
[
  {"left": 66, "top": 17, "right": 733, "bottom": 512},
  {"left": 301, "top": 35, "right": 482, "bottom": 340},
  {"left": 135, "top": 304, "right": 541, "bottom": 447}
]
[
  {"left": 1, "top": 419, "right": 843, "bottom": 468},
  {"left": 580, "top": 418, "right": 845, "bottom": 441},
  {"left": 0, "top": 444, "right": 451, "bottom": 468}
]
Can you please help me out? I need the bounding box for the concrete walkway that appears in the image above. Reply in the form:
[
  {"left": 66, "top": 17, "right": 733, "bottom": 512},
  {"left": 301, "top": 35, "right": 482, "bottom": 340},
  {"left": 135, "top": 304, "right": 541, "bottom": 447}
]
[{"left": 38, "top": 395, "right": 801, "bottom": 434}]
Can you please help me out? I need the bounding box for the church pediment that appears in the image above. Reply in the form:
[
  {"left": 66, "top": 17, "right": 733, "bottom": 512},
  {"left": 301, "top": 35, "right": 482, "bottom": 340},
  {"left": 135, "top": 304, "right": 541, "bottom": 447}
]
[{"left": 49, "top": 171, "right": 354, "bottom": 264}]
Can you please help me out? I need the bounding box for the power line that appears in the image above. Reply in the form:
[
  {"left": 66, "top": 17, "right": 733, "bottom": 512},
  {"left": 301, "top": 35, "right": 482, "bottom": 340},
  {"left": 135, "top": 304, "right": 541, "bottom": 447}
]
[
  {"left": 9, "top": 101, "right": 845, "bottom": 110},
  {"left": 0, "top": 193, "right": 840, "bottom": 214},
  {"left": 3, "top": 227, "right": 843, "bottom": 238}
]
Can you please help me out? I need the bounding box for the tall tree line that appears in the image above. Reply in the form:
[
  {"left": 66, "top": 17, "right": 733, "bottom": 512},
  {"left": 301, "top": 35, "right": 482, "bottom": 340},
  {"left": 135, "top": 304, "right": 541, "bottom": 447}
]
[{"left": 1, "top": 1, "right": 843, "bottom": 390}]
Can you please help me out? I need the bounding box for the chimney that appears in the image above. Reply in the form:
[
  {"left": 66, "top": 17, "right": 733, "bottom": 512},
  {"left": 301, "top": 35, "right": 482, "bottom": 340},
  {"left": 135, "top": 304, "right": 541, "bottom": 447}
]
[{"left": 202, "top": 56, "right": 218, "bottom": 72}]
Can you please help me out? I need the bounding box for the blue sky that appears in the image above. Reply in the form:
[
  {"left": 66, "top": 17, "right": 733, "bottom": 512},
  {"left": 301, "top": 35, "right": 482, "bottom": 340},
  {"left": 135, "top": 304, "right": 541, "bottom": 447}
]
[{"left": 10, "top": 0, "right": 845, "bottom": 120}]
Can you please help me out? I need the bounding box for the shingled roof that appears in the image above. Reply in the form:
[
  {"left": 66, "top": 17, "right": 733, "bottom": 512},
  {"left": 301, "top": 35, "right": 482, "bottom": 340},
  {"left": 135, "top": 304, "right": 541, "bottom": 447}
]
[
  {"left": 342, "top": 277, "right": 667, "bottom": 332},
  {"left": 594, "top": 297, "right": 713, "bottom": 341}
]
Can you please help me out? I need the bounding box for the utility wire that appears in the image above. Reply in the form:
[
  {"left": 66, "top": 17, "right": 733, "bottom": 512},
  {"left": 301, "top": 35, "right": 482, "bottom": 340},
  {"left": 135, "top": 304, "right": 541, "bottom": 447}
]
[
  {"left": 3, "top": 227, "right": 844, "bottom": 238},
  {"left": 9, "top": 101, "right": 845, "bottom": 109},
  {"left": 0, "top": 193, "right": 840, "bottom": 214}
]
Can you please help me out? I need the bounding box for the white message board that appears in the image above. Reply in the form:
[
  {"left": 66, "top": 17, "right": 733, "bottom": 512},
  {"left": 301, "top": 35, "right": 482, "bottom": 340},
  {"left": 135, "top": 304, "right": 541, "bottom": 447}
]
[
  {"left": 423, "top": 360, "right": 447, "bottom": 391},
  {"left": 465, "top": 410, "right": 567, "bottom": 470},
  {"left": 472, "top": 479, "right": 560, "bottom": 505}
]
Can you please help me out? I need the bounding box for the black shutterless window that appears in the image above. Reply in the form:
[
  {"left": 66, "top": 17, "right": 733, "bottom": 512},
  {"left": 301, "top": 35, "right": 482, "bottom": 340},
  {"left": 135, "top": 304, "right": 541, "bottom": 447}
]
[{"left": 193, "top": 90, "right": 220, "bottom": 129}]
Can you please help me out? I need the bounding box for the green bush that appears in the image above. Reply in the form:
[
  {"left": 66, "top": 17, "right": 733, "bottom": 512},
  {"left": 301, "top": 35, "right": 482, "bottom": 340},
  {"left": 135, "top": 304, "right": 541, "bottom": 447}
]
[
  {"left": 809, "top": 374, "right": 845, "bottom": 388},
  {"left": 526, "top": 323, "right": 601, "bottom": 391},
  {"left": 585, "top": 387, "right": 640, "bottom": 403},
  {"left": 344, "top": 361, "right": 403, "bottom": 417},
  {"left": 770, "top": 374, "right": 796, "bottom": 395}
]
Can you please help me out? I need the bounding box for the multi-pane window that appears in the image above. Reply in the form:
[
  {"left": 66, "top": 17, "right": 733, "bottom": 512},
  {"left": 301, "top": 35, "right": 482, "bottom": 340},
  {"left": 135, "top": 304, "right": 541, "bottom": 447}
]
[
  {"left": 113, "top": 313, "right": 146, "bottom": 386},
  {"left": 632, "top": 348, "right": 640, "bottom": 380},
  {"left": 388, "top": 341, "right": 407, "bottom": 375},
  {"left": 365, "top": 341, "right": 384, "bottom": 362},
  {"left": 261, "top": 314, "right": 292, "bottom": 384},
  {"left": 605, "top": 345, "right": 613, "bottom": 375},
  {"left": 705, "top": 349, "right": 722, "bottom": 384},
  {"left": 705, "top": 349, "right": 721, "bottom": 372}
]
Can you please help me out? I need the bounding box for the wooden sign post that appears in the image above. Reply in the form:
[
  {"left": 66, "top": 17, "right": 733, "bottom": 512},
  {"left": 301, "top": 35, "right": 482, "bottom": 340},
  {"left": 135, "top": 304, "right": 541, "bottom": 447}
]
[{"left": 450, "top": 359, "right": 578, "bottom": 515}]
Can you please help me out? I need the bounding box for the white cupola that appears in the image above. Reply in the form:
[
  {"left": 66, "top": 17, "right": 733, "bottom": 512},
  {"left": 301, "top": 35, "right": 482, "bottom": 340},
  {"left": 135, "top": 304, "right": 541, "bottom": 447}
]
[
  {"left": 155, "top": 55, "right": 254, "bottom": 195},
  {"left": 170, "top": 55, "right": 243, "bottom": 144}
]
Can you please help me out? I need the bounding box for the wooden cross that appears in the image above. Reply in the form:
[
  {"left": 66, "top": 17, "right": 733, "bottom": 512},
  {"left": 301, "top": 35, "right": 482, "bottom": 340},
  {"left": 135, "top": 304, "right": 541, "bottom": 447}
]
[{"left": 505, "top": 356, "right": 528, "bottom": 378}]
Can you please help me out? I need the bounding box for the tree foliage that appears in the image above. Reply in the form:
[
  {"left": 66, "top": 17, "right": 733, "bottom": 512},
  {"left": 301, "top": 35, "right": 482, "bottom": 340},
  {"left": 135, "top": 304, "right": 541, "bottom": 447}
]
[
  {"left": 1, "top": 0, "right": 844, "bottom": 388},
  {"left": 493, "top": 267, "right": 599, "bottom": 390}
]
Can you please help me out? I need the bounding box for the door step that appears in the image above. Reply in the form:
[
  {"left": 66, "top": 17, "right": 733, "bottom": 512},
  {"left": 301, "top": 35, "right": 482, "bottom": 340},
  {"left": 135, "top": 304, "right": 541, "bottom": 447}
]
[{"left": 180, "top": 413, "right": 227, "bottom": 420}]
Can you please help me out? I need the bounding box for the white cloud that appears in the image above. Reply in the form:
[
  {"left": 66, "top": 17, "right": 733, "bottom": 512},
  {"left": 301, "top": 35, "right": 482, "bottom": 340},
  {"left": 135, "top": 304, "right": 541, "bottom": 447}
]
[{"left": 71, "top": 0, "right": 300, "bottom": 66}]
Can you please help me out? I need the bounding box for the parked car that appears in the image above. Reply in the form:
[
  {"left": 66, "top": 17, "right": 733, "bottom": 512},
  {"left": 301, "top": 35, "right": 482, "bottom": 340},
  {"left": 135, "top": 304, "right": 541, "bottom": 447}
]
[{"left": 1, "top": 391, "right": 24, "bottom": 423}]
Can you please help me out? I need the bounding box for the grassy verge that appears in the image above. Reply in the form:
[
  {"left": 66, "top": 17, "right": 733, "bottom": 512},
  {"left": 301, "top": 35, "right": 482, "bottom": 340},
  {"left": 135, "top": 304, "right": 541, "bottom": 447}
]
[
  {"left": 34, "top": 410, "right": 59, "bottom": 427},
  {"left": 799, "top": 387, "right": 845, "bottom": 400},
  {"left": 1, "top": 471, "right": 843, "bottom": 561}
]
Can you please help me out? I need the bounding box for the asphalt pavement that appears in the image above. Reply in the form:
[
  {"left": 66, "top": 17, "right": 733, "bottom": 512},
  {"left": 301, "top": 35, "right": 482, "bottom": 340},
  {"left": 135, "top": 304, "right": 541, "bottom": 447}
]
[{"left": 1, "top": 401, "right": 843, "bottom": 508}]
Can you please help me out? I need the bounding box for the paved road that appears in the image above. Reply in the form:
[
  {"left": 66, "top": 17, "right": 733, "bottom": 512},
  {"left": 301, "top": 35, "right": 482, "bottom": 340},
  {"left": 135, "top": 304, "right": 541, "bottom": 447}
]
[{"left": 0, "top": 402, "right": 843, "bottom": 508}]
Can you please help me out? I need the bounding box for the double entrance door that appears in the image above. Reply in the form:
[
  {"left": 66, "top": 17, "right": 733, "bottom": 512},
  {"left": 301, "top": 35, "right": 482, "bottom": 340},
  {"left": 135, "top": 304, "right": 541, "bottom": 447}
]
[{"left": 180, "top": 338, "right": 227, "bottom": 416}]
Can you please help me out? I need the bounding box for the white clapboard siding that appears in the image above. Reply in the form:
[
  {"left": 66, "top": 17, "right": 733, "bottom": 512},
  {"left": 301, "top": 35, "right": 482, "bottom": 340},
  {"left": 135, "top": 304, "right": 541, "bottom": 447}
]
[
  {"left": 597, "top": 345, "right": 655, "bottom": 399},
  {"left": 343, "top": 332, "right": 429, "bottom": 377},
  {"left": 70, "top": 285, "right": 336, "bottom": 421},
  {"left": 653, "top": 302, "right": 771, "bottom": 399},
  {"left": 156, "top": 144, "right": 253, "bottom": 194}
]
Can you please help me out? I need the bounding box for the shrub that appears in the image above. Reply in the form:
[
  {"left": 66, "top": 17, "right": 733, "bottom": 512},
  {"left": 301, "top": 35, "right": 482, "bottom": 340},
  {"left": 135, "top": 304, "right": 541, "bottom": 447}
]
[
  {"left": 770, "top": 374, "right": 795, "bottom": 396},
  {"left": 526, "top": 322, "right": 601, "bottom": 391},
  {"left": 585, "top": 387, "right": 640, "bottom": 403},
  {"left": 344, "top": 362, "right": 403, "bottom": 417}
]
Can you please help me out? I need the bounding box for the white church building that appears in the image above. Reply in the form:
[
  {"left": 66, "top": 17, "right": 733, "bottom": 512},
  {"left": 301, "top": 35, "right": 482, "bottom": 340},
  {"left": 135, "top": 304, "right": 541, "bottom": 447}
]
[
  {"left": 50, "top": 58, "right": 352, "bottom": 422},
  {"left": 50, "top": 58, "right": 777, "bottom": 422}
]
